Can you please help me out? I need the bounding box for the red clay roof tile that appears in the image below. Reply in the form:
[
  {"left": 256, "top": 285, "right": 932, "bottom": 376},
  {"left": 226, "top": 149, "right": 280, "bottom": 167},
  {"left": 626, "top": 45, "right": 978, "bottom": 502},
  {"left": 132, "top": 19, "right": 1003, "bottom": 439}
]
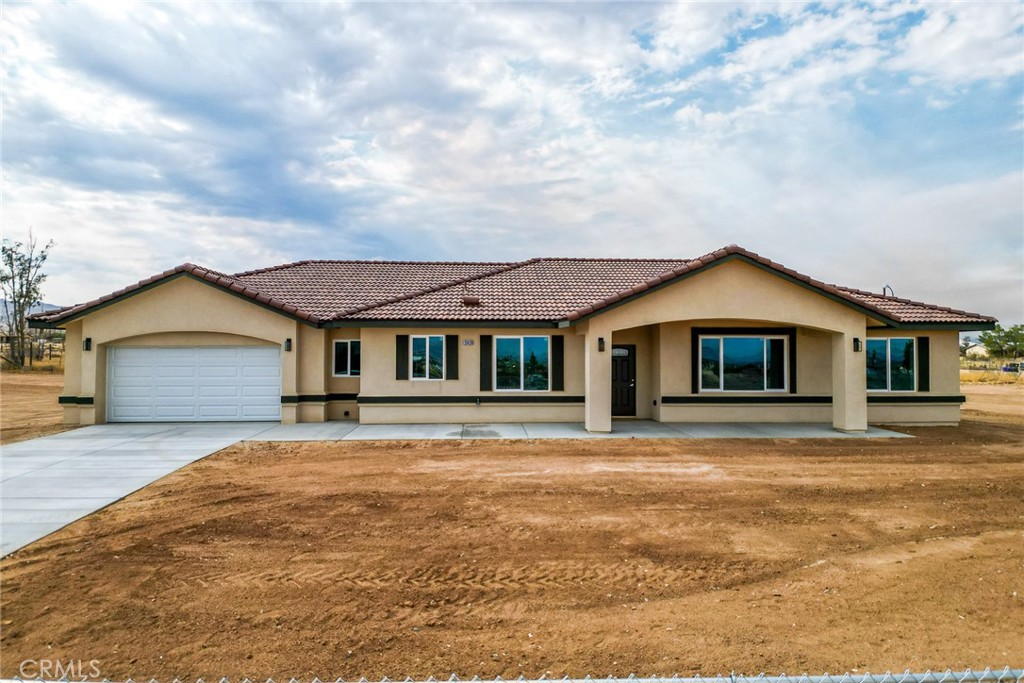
[{"left": 29, "top": 246, "right": 996, "bottom": 328}]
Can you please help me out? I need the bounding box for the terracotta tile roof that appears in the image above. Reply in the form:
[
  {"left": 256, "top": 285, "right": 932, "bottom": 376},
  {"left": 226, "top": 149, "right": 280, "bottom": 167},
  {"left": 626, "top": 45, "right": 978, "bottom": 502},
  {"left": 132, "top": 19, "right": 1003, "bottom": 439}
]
[
  {"left": 231, "top": 260, "right": 512, "bottom": 319},
  {"left": 344, "top": 257, "right": 694, "bottom": 321},
  {"left": 29, "top": 245, "right": 996, "bottom": 328},
  {"left": 835, "top": 287, "right": 998, "bottom": 324}
]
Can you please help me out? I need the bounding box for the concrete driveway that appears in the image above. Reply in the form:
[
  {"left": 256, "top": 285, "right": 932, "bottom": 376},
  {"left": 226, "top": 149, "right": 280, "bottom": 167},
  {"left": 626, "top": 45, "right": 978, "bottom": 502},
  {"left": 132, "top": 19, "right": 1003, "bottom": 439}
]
[{"left": 1, "top": 422, "right": 276, "bottom": 556}]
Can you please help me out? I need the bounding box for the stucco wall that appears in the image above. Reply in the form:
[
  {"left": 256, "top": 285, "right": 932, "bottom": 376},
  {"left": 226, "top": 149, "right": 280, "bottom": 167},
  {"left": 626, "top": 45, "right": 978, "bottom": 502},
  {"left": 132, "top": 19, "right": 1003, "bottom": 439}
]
[
  {"left": 54, "top": 264, "right": 966, "bottom": 427},
  {"left": 61, "top": 276, "right": 301, "bottom": 424}
]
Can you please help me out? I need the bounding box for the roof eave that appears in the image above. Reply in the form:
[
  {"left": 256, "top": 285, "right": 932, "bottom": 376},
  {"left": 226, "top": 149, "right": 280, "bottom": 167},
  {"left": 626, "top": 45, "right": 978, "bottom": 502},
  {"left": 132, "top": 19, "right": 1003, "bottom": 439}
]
[{"left": 31, "top": 271, "right": 322, "bottom": 328}]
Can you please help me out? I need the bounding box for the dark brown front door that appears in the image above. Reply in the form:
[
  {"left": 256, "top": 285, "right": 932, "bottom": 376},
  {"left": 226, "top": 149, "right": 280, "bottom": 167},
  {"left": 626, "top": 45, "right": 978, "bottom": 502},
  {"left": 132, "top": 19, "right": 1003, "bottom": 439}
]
[{"left": 611, "top": 344, "right": 636, "bottom": 417}]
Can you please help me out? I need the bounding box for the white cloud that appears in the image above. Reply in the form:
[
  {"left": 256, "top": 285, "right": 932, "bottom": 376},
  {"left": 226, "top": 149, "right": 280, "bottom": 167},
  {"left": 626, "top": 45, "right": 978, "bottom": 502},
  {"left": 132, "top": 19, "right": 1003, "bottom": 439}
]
[
  {"left": 889, "top": 3, "right": 1024, "bottom": 84},
  {"left": 1, "top": 1, "right": 1020, "bottom": 325}
]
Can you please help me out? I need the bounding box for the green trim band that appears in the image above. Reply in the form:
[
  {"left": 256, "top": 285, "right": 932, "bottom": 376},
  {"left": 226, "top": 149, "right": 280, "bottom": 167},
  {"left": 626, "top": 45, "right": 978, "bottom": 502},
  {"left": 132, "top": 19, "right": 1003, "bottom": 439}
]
[
  {"left": 58, "top": 396, "right": 94, "bottom": 405},
  {"left": 867, "top": 394, "right": 965, "bottom": 404},
  {"left": 663, "top": 395, "right": 831, "bottom": 405},
  {"left": 281, "top": 393, "right": 359, "bottom": 404},
  {"left": 358, "top": 395, "right": 585, "bottom": 405},
  {"left": 661, "top": 394, "right": 966, "bottom": 405}
]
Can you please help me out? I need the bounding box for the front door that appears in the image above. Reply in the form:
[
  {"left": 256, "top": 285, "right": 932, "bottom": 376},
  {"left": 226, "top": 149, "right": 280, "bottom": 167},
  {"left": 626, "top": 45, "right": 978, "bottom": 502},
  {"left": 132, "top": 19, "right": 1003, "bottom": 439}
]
[{"left": 611, "top": 344, "right": 636, "bottom": 417}]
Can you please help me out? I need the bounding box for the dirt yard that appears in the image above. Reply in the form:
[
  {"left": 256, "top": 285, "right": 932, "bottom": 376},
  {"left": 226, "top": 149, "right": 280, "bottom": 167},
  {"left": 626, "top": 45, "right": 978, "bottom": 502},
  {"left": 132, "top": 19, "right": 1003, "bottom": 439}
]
[
  {"left": 0, "top": 371, "right": 68, "bottom": 444},
  {"left": 2, "top": 383, "right": 1022, "bottom": 680}
]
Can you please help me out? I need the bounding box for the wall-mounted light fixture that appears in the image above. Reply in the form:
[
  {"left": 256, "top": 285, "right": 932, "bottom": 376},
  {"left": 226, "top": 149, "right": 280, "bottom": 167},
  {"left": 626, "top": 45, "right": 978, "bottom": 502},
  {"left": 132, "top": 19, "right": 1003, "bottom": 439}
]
[
  {"left": 83, "top": 337, "right": 92, "bottom": 352},
  {"left": 598, "top": 337, "right": 606, "bottom": 352},
  {"left": 853, "top": 338, "right": 862, "bottom": 353},
  {"left": 284, "top": 338, "right": 293, "bottom": 352}
]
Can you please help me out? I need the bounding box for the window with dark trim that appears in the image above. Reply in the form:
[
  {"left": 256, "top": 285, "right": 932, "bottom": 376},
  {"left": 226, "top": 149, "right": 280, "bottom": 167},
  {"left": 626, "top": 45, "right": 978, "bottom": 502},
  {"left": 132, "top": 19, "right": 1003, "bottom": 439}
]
[
  {"left": 495, "top": 336, "right": 550, "bottom": 391},
  {"left": 411, "top": 335, "right": 445, "bottom": 380},
  {"left": 333, "top": 340, "right": 361, "bottom": 377},
  {"left": 866, "top": 337, "right": 915, "bottom": 391},
  {"left": 698, "top": 335, "right": 788, "bottom": 392}
]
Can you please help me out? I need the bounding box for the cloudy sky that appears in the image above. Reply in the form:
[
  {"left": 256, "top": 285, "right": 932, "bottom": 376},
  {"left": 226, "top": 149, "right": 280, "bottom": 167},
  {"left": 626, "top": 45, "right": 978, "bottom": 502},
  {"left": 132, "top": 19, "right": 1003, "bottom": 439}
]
[{"left": 3, "top": 1, "right": 1022, "bottom": 324}]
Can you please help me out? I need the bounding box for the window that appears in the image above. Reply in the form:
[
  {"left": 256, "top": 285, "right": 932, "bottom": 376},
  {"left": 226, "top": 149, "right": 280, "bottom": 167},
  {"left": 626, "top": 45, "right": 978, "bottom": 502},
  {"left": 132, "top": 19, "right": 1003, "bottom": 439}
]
[
  {"left": 495, "top": 336, "right": 549, "bottom": 391},
  {"left": 866, "top": 337, "right": 915, "bottom": 391},
  {"left": 699, "top": 335, "right": 787, "bottom": 392},
  {"left": 411, "top": 335, "right": 445, "bottom": 380},
  {"left": 333, "top": 340, "right": 361, "bottom": 377}
]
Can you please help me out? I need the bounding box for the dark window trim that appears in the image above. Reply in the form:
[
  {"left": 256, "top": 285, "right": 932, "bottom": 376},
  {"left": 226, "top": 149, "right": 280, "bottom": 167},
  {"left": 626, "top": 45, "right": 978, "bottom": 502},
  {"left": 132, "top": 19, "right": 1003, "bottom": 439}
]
[
  {"left": 691, "top": 327, "right": 797, "bottom": 394},
  {"left": 358, "top": 395, "right": 585, "bottom": 405}
]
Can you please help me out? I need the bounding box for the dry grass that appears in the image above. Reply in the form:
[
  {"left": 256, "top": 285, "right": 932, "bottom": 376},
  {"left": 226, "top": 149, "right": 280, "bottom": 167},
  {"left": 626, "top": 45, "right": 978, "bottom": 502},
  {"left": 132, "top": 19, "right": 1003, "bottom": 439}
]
[{"left": 960, "top": 369, "right": 1024, "bottom": 384}]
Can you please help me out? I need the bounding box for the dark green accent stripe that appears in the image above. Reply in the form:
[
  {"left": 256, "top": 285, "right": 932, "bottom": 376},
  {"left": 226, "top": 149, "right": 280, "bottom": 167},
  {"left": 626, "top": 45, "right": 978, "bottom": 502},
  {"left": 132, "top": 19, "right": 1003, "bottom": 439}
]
[
  {"left": 282, "top": 394, "right": 359, "bottom": 404},
  {"left": 479, "top": 335, "right": 493, "bottom": 391},
  {"left": 663, "top": 394, "right": 966, "bottom": 405},
  {"left": 867, "top": 394, "right": 964, "bottom": 404},
  {"left": 663, "top": 395, "right": 831, "bottom": 405},
  {"left": 551, "top": 335, "right": 565, "bottom": 391},
  {"left": 358, "top": 395, "right": 585, "bottom": 405},
  {"left": 58, "top": 395, "right": 95, "bottom": 405},
  {"left": 445, "top": 334, "right": 459, "bottom": 380}
]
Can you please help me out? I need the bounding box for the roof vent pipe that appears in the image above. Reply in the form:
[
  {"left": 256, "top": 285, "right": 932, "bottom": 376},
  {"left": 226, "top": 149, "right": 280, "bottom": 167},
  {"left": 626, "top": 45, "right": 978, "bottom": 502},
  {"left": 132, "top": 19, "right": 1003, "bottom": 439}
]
[
  {"left": 882, "top": 284, "right": 894, "bottom": 297},
  {"left": 462, "top": 295, "right": 482, "bottom": 306}
]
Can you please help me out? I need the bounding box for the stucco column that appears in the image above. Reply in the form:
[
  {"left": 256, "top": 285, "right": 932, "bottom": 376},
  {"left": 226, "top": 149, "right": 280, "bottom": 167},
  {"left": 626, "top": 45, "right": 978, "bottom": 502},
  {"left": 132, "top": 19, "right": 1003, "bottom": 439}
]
[
  {"left": 831, "top": 330, "right": 867, "bottom": 433},
  {"left": 280, "top": 323, "right": 299, "bottom": 425},
  {"left": 295, "top": 325, "right": 327, "bottom": 423},
  {"left": 584, "top": 323, "right": 612, "bottom": 433}
]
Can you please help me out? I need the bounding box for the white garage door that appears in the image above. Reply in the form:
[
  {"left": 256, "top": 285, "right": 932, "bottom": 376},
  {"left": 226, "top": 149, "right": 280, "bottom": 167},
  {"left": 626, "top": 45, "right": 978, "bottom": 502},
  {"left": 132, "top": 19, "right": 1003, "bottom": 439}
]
[{"left": 107, "top": 347, "right": 281, "bottom": 422}]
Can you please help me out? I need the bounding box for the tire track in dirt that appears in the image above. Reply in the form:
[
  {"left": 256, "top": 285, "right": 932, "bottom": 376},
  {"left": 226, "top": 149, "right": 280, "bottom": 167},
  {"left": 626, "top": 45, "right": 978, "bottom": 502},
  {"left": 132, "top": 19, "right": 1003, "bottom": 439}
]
[{"left": 181, "top": 560, "right": 756, "bottom": 592}]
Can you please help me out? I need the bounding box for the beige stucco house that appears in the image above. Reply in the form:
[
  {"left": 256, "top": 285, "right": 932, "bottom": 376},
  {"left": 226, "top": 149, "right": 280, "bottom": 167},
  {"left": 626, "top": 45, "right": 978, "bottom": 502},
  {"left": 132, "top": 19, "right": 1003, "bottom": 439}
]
[{"left": 30, "top": 245, "right": 996, "bottom": 433}]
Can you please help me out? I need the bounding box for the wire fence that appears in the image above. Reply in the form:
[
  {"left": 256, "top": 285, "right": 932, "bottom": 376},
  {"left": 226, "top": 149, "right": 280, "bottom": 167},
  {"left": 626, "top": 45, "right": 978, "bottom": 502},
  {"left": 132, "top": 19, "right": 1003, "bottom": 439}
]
[{"left": 2, "top": 667, "right": 1022, "bottom": 683}]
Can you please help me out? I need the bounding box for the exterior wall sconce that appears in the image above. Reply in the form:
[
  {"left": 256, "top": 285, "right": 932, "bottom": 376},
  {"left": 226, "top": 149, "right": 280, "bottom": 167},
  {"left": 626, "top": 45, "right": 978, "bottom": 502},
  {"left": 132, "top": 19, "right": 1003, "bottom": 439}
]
[
  {"left": 284, "top": 338, "right": 292, "bottom": 352},
  {"left": 853, "top": 338, "right": 862, "bottom": 352},
  {"left": 83, "top": 338, "right": 92, "bottom": 352},
  {"left": 598, "top": 337, "right": 605, "bottom": 352}
]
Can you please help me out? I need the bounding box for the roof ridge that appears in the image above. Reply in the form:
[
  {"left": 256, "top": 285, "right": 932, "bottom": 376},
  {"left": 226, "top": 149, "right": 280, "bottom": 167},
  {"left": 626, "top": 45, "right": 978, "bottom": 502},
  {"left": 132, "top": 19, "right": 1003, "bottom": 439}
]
[
  {"left": 233, "top": 259, "right": 514, "bottom": 277},
  {"left": 331, "top": 258, "right": 543, "bottom": 320},
  {"left": 532, "top": 257, "right": 697, "bottom": 263},
  {"left": 834, "top": 285, "right": 998, "bottom": 321}
]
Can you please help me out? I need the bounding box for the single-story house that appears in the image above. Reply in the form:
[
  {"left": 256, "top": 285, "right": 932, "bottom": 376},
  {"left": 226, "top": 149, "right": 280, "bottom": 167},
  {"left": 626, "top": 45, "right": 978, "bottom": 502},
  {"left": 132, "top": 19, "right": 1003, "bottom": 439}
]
[{"left": 29, "top": 245, "right": 996, "bottom": 433}]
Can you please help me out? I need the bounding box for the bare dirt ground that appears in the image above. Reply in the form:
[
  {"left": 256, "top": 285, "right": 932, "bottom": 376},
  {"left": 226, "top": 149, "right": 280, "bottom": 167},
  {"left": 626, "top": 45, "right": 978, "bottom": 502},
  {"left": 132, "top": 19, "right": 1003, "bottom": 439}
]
[
  {"left": 0, "top": 371, "right": 68, "bottom": 444},
  {"left": 962, "top": 382, "right": 1024, "bottom": 417},
  {"left": 2, "top": 385, "right": 1023, "bottom": 680}
]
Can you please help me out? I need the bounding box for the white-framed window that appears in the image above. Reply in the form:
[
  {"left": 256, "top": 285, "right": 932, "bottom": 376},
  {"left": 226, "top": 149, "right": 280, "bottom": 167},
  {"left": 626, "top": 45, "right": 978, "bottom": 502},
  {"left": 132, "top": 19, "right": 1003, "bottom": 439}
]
[
  {"left": 411, "top": 335, "right": 445, "bottom": 380},
  {"left": 699, "top": 335, "right": 788, "bottom": 392},
  {"left": 333, "top": 340, "right": 361, "bottom": 377},
  {"left": 866, "top": 337, "right": 916, "bottom": 391},
  {"left": 495, "top": 336, "right": 550, "bottom": 391}
]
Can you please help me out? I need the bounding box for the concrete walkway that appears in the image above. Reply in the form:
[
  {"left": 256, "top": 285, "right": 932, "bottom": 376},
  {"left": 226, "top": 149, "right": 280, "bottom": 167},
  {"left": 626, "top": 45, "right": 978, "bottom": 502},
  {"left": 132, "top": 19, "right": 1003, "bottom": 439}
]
[
  {"left": 1, "top": 422, "right": 277, "bottom": 556},
  {"left": 251, "top": 420, "right": 911, "bottom": 441}
]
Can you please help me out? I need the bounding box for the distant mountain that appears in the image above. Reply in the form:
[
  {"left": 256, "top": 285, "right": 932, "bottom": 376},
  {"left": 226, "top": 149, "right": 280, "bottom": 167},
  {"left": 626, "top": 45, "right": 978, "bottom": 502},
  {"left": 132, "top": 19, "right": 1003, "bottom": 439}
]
[{"left": 0, "top": 300, "right": 63, "bottom": 325}]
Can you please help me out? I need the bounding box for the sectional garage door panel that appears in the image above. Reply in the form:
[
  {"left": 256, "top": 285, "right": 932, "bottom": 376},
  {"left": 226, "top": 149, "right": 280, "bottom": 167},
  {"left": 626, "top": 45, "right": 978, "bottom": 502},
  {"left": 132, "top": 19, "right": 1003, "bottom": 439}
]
[{"left": 108, "top": 347, "right": 281, "bottom": 422}]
